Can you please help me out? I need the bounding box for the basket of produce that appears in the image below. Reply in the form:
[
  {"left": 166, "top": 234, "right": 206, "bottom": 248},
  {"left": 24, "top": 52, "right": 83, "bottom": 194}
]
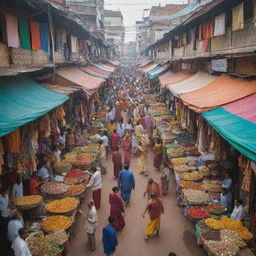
[
  {"left": 199, "top": 166, "right": 210, "bottom": 177},
  {"left": 205, "top": 218, "right": 225, "bottom": 230},
  {"left": 175, "top": 165, "right": 197, "bottom": 173},
  {"left": 183, "top": 189, "right": 210, "bottom": 205},
  {"left": 46, "top": 197, "right": 79, "bottom": 215},
  {"left": 72, "top": 144, "right": 99, "bottom": 154},
  {"left": 179, "top": 181, "right": 203, "bottom": 190},
  {"left": 172, "top": 157, "right": 188, "bottom": 166},
  {"left": 181, "top": 172, "right": 203, "bottom": 182},
  {"left": 167, "top": 147, "right": 184, "bottom": 158},
  {"left": 206, "top": 204, "right": 226, "bottom": 215},
  {"left": 41, "top": 182, "right": 68, "bottom": 195},
  {"left": 53, "top": 160, "right": 72, "bottom": 175},
  {"left": 15, "top": 195, "right": 43, "bottom": 210},
  {"left": 202, "top": 181, "right": 222, "bottom": 193},
  {"left": 27, "top": 231, "right": 63, "bottom": 256},
  {"left": 201, "top": 230, "right": 221, "bottom": 241},
  {"left": 41, "top": 215, "right": 72, "bottom": 233},
  {"left": 187, "top": 206, "right": 210, "bottom": 222},
  {"left": 220, "top": 229, "right": 246, "bottom": 248},
  {"left": 46, "top": 230, "right": 68, "bottom": 246},
  {"left": 62, "top": 184, "right": 85, "bottom": 197}
]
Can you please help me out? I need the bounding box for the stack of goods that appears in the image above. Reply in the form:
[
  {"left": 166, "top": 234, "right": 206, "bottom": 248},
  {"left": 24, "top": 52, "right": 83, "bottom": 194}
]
[
  {"left": 179, "top": 181, "right": 203, "bottom": 190},
  {"left": 184, "top": 146, "right": 199, "bottom": 156},
  {"left": 172, "top": 157, "right": 188, "bottom": 166},
  {"left": 181, "top": 172, "right": 203, "bottom": 182},
  {"left": 64, "top": 152, "right": 96, "bottom": 169},
  {"left": 199, "top": 166, "right": 210, "bottom": 177},
  {"left": 41, "top": 215, "right": 72, "bottom": 232},
  {"left": 64, "top": 169, "right": 90, "bottom": 185},
  {"left": 46, "top": 197, "right": 79, "bottom": 215},
  {"left": 46, "top": 230, "right": 68, "bottom": 246},
  {"left": 41, "top": 182, "right": 68, "bottom": 195},
  {"left": 187, "top": 206, "right": 210, "bottom": 221},
  {"left": 62, "top": 184, "right": 85, "bottom": 196},
  {"left": 201, "top": 230, "right": 221, "bottom": 241},
  {"left": 15, "top": 195, "right": 43, "bottom": 210},
  {"left": 27, "top": 232, "right": 62, "bottom": 256},
  {"left": 202, "top": 180, "right": 222, "bottom": 193},
  {"left": 53, "top": 160, "right": 72, "bottom": 175},
  {"left": 166, "top": 146, "right": 184, "bottom": 158},
  {"left": 183, "top": 189, "right": 210, "bottom": 205}
]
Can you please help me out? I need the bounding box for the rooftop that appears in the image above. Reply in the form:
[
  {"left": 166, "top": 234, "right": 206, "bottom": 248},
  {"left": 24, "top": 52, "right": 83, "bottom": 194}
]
[
  {"left": 150, "top": 4, "right": 187, "bottom": 17},
  {"left": 104, "top": 9, "right": 123, "bottom": 18}
]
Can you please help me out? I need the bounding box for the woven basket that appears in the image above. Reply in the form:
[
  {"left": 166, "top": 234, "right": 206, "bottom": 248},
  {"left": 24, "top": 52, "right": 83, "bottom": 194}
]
[
  {"left": 46, "top": 198, "right": 79, "bottom": 215},
  {"left": 41, "top": 216, "right": 72, "bottom": 233},
  {"left": 53, "top": 160, "right": 72, "bottom": 175},
  {"left": 15, "top": 196, "right": 43, "bottom": 210}
]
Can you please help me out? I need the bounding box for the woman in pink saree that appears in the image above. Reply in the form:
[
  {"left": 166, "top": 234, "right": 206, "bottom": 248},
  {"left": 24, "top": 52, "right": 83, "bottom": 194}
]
[
  {"left": 123, "top": 133, "right": 132, "bottom": 165},
  {"left": 109, "top": 186, "right": 125, "bottom": 231}
]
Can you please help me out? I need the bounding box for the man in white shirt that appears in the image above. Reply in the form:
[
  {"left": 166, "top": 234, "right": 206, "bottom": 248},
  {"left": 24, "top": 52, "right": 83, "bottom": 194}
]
[
  {"left": 8, "top": 211, "right": 24, "bottom": 243},
  {"left": 100, "top": 131, "right": 109, "bottom": 157},
  {"left": 86, "top": 167, "right": 102, "bottom": 210},
  {"left": 231, "top": 199, "right": 245, "bottom": 221},
  {"left": 82, "top": 200, "right": 98, "bottom": 251},
  {"left": 12, "top": 177, "right": 23, "bottom": 199},
  {"left": 38, "top": 161, "right": 50, "bottom": 182},
  {"left": 12, "top": 228, "right": 32, "bottom": 256}
]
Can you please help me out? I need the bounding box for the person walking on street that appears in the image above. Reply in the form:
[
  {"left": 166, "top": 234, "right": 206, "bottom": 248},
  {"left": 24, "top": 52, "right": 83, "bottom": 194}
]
[
  {"left": 112, "top": 147, "right": 122, "bottom": 178},
  {"left": 144, "top": 178, "right": 162, "bottom": 199},
  {"left": 97, "top": 140, "right": 107, "bottom": 174},
  {"left": 137, "top": 142, "right": 147, "bottom": 176},
  {"left": 109, "top": 187, "right": 125, "bottom": 231},
  {"left": 81, "top": 200, "right": 97, "bottom": 251},
  {"left": 102, "top": 216, "right": 118, "bottom": 256},
  {"left": 112, "top": 129, "right": 119, "bottom": 151},
  {"left": 123, "top": 133, "right": 132, "bottom": 165},
  {"left": 86, "top": 167, "right": 102, "bottom": 209},
  {"left": 160, "top": 163, "right": 171, "bottom": 195},
  {"left": 153, "top": 138, "right": 163, "bottom": 171},
  {"left": 143, "top": 193, "right": 164, "bottom": 241},
  {"left": 118, "top": 164, "right": 135, "bottom": 206}
]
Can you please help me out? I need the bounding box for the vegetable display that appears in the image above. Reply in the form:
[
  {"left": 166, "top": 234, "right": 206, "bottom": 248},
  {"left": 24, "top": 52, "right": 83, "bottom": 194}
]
[{"left": 187, "top": 206, "right": 210, "bottom": 219}]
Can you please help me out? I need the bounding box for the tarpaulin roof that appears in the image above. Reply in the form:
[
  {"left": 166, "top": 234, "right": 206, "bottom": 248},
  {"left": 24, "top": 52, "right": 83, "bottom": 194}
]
[
  {"left": 159, "top": 71, "right": 174, "bottom": 85},
  {"left": 181, "top": 75, "right": 256, "bottom": 113},
  {"left": 169, "top": 1, "right": 199, "bottom": 19},
  {"left": 0, "top": 75, "right": 68, "bottom": 137},
  {"left": 139, "top": 59, "right": 152, "bottom": 68},
  {"left": 103, "top": 63, "right": 116, "bottom": 70},
  {"left": 168, "top": 72, "right": 217, "bottom": 98},
  {"left": 161, "top": 72, "right": 193, "bottom": 87},
  {"left": 141, "top": 64, "right": 159, "bottom": 73},
  {"left": 42, "top": 83, "right": 81, "bottom": 94},
  {"left": 148, "top": 65, "right": 169, "bottom": 79},
  {"left": 80, "top": 66, "right": 109, "bottom": 80},
  {"left": 202, "top": 93, "right": 256, "bottom": 161},
  {"left": 56, "top": 67, "right": 104, "bottom": 95},
  {"left": 94, "top": 64, "right": 114, "bottom": 73}
]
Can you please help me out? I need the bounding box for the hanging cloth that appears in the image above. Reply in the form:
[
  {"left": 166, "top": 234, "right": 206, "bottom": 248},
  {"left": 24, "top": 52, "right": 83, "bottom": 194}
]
[
  {"left": 18, "top": 18, "right": 31, "bottom": 50},
  {"left": 202, "top": 39, "right": 209, "bottom": 51},
  {"left": 5, "top": 14, "right": 19, "bottom": 48},
  {"left": 6, "top": 129, "right": 21, "bottom": 153},
  {"left": 198, "top": 25, "right": 203, "bottom": 40},
  {"left": 214, "top": 13, "right": 226, "bottom": 36},
  {"left": 71, "top": 36, "right": 78, "bottom": 52},
  {"left": 40, "top": 23, "right": 49, "bottom": 52},
  {"left": 232, "top": 3, "right": 244, "bottom": 31},
  {"left": 30, "top": 21, "right": 41, "bottom": 50}
]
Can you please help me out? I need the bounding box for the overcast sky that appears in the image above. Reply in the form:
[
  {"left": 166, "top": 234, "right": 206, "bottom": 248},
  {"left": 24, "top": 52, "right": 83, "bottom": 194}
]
[{"left": 104, "top": 0, "right": 187, "bottom": 42}]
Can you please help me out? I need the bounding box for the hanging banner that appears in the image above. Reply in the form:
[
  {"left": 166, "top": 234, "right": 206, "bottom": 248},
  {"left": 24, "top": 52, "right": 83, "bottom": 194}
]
[{"left": 211, "top": 58, "right": 228, "bottom": 72}]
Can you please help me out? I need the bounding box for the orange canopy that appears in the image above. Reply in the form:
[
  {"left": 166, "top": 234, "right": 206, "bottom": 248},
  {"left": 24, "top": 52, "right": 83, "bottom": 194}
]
[
  {"left": 181, "top": 75, "right": 256, "bottom": 112},
  {"left": 161, "top": 72, "right": 194, "bottom": 87}
]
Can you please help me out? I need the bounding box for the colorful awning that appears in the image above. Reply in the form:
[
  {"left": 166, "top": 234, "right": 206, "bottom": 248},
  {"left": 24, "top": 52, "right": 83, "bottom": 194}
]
[
  {"left": 94, "top": 64, "right": 114, "bottom": 73},
  {"left": 55, "top": 67, "right": 104, "bottom": 95},
  {"left": 159, "top": 71, "right": 174, "bottom": 85},
  {"left": 148, "top": 65, "right": 169, "bottom": 79},
  {"left": 80, "top": 66, "right": 109, "bottom": 80},
  {"left": 139, "top": 59, "right": 151, "bottom": 68},
  {"left": 161, "top": 72, "right": 193, "bottom": 87},
  {"left": 202, "top": 93, "right": 256, "bottom": 161},
  {"left": 168, "top": 72, "right": 217, "bottom": 98},
  {"left": 141, "top": 64, "right": 159, "bottom": 73},
  {"left": 181, "top": 75, "right": 256, "bottom": 113},
  {"left": 0, "top": 74, "right": 68, "bottom": 137}
]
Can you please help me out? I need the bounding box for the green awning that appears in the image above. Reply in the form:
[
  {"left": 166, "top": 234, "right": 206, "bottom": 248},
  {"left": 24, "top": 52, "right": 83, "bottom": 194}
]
[{"left": 0, "top": 74, "right": 68, "bottom": 137}]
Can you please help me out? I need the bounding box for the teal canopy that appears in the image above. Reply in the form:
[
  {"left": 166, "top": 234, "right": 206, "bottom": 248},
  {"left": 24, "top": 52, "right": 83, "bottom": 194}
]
[{"left": 0, "top": 75, "right": 68, "bottom": 137}]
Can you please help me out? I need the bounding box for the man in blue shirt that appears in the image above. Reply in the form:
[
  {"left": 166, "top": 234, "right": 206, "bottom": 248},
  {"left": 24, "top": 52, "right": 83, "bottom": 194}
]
[
  {"left": 118, "top": 164, "right": 135, "bottom": 205},
  {"left": 102, "top": 216, "right": 118, "bottom": 256}
]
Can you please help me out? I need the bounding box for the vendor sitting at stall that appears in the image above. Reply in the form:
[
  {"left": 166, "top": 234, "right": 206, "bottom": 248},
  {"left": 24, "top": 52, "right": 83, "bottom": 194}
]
[
  {"left": 29, "top": 173, "right": 40, "bottom": 195},
  {"left": 231, "top": 199, "right": 245, "bottom": 221},
  {"left": 38, "top": 161, "right": 51, "bottom": 182}
]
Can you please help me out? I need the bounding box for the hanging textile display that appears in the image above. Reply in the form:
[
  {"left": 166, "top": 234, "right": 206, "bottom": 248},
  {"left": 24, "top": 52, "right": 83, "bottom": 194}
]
[
  {"left": 202, "top": 39, "right": 209, "bottom": 51},
  {"left": 40, "top": 23, "right": 49, "bottom": 52},
  {"left": 18, "top": 18, "right": 31, "bottom": 50},
  {"left": 214, "top": 13, "right": 226, "bottom": 36},
  {"left": 71, "top": 36, "right": 78, "bottom": 52},
  {"left": 232, "top": 3, "right": 244, "bottom": 31},
  {"left": 6, "top": 129, "right": 21, "bottom": 153},
  {"left": 30, "top": 21, "right": 41, "bottom": 50},
  {"left": 239, "top": 155, "right": 253, "bottom": 193},
  {"left": 5, "top": 14, "right": 20, "bottom": 48}
]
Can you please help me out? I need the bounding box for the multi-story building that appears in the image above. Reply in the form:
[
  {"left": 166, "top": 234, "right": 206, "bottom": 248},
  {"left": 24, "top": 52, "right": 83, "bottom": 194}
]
[{"left": 104, "top": 9, "right": 125, "bottom": 58}]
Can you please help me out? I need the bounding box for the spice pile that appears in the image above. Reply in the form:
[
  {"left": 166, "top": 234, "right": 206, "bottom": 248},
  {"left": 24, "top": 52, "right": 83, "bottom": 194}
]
[
  {"left": 41, "top": 215, "right": 72, "bottom": 232},
  {"left": 41, "top": 182, "right": 68, "bottom": 195},
  {"left": 183, "top": 189, "right": 209, "bottom": 204},
  {"left": 62, "top": 184, "right": 85, "bottom": 196},
  {"left": 15, "top": 195, "right": 42, "bottom": 208},
  {"left": 187, "top": 206, "right": 210, "bottom": 220},
  {"left": 46, "top": 197, "right": 79, "bottom": 214},
  {"left": 179, "top": 181, "right": 203, "bottom": 190}
]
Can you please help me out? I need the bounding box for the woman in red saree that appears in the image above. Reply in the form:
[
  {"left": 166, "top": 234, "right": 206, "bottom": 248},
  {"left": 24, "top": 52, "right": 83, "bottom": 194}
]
[
  {"left": 109, "top": 186, "right": 125, "bottom": 231},
  {"left": 112, "top": 147, "right": 122, "bottom": 178},
  {"left": 112, "top": 129, "right": 119, "bottom": 151},
  {"left": 123, "top": 133, "right": 132, "bottom": 165}
]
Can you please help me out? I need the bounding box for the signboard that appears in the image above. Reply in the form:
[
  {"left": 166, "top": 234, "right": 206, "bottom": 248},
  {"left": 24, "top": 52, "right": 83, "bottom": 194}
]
[{"left": 211, "top": 58, "right": 228, "bottom": 72}]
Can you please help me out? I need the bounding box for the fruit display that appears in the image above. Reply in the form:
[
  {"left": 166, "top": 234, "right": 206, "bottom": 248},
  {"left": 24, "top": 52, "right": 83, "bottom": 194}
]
[
  {"left": 15, "top": 195, "right": 43, "bottom": 209},
  {"left": 62, "top": 184, "right": 85, "bottom": 196},
  {"left": 72, "top": 144, "right": 99, "bottom": 154},
  {"left": 166, "top": 147, "right": 184, "bottom": 157},
  {"left": 46, "top": 197, "right": 79, "bottom": 214},
  {"left": 41, "top": 182, "right": 68, "bottom": 195},
  {"left": 201, "top": 230, "right": 221, "bottom": 241},
  {"left": 187, "top": 206, "right": 210, "bottom": 219},
  {"left": 41, "top": 215, "right": 72, "bottom": 232},
  {"left": 183, "top": 189, "right": 210, "bottom": 204},
  {"left": 171, "top": 157, "right": 188, "bottom": 166},
  {"left": 202, "top": 180, "right": 222, "bottom": 193},
  {"left": 206, "top": 204, "right": 226, "bottom": 215},
  {"left": 220, "top": 229, "right": 246, "bottom": 248},
  {"left": 46, "top": 230, "right": 68, "bottom": 246},
  {"left": 65, "top": 169, "right": 90, "bottom": 180},
  {"left": 53, "top": 160, "right": 72, "bottom": 175},
  {"left": 203, "top": 240, "right": 239, "bottom": 256},
  {"left": 174, "top": 165, "right": 196, "bottom": 173},
  {"left": 205, "top": 218, "right": 225, "bottom": 230},
  {"left": 63, "top": 152, "right": 77, "bottom": 162},
  {"left": 181, "top": 172, "right": 203, "bottom": 181},
  {"left": 179, "top": 181, "right": 203, "bottom": 190},
  {"left": 199, "top": 166, "right": 210, "bottom": 177},
  {"left": 27, "top": 232, "right": 62, "bottom": 256}
]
